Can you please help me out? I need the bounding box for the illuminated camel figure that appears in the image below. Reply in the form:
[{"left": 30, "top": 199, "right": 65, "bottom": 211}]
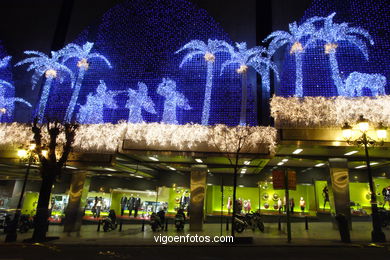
[
  {"left": 77, "top": 80, "right": 121, "bottom": 124},
  {"left": 0, "top": 86, "right": 31, "bottom": 122},
  {"left": 157, "top": 78, "right": 191, "bottom": 124},
  {"left": 126, "top": 82, "right": 156, "bottom": 123},
  {"left": 345, "top": 72, "right": 386, "bottom": 97}
]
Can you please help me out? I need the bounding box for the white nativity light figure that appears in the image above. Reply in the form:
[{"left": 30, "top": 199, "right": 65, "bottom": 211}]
[
  {"left": 157, "top": 78, "right": 191, "bottom": 125},
  {"left": 126, "top": 82, "right": 156, "bottom": 123},
  {"left": 76, "top": 80, "right": 121, "bottom": 124},
  {"left": 15, "top": 50, "right": 74, "bottom": 123},
  {"left": 0, "top": 86, "right": 31, "bottom": 122},
  {"left": 176, "top": 39, "right": 230, "bottom": 125},
  {"left": 221, "top": 42, "right": 278, "bottom": 125},
  {"left": 314, "top": 12, "right": 374, "bottom": 96},
  {"left": 263, "top": 16, "right": 324, "bottom": 97},
  {"left": 59, "top": 42, "right": 112, "bottom": 122},
  {"left": 0, "top": 56, "right": 14, "bottom": 89}
]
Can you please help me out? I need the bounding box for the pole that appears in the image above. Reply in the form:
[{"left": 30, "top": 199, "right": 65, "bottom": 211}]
[
  {"left": 363, "top": 133, "right": 386, "bottom": 242},
  {"left": 258, "top": 183, "right": 261, "bottom": 213},
  {"left": 284, "top": 168, "right": 291, "bottom": 243},
  {"left": 5, "top": 154, "right": 33, "bottom": 242},
  {"left": 220, "top": 175, "right": 224, "bottom": 236},
  {"left": 155, "top": 186, "right": 159, "bottom": 212}
]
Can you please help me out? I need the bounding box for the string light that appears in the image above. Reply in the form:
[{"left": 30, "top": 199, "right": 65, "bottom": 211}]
[
  {"left": 271, "top": 95, "right": 390, "bottom": 128},
  {"left": 0, "top": 55, "right": 31, "bottom": 122},
  {"left": 176, "top": 39, "right": 231, "bottom": 125},
  {"left": 156, "top": 78, "right": 191, "bottom": 124},
  {"left": 76, "top": 80, "right": 122, "bottom": 124},
  {"left": 15, "top": 50, "right": 75, "bottom": 123},
  {"left": 0, "top": 122, "right": 277, "bottom": 154},
  {"left": 60, "top": 42, "right": 112, "bottom": 122},
  {"left": 125, "top": 82, "right": 156, "bottom": 123},
  {"left": 344, "top": 72, "right": 386, "bottom": 97},
  {"left": 220, "top": 42, "right": 278, "bottom": 125}
]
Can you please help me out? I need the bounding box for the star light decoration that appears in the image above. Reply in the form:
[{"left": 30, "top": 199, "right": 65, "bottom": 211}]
[
  {"left": 15, "top": 50, "right": 75, "bottom": 123},
  {"left": 0, "top": 123, "right": 277, "bottom": 154},
  {"left": 270, "top": 95, "right": 390, "bottom": 128},
  {"left": 157, "top": 78, "right": 191, "bottom": 124},
  {"left": 176, "top": 39, "right": 231, "bottom": 125},
  {"left": 76, "top": 80, "right": 122, "bottom": 124},
  {"left": 59, "top": 42, "right": 112, "bottom": 122},
  {"left": 125, "top": 82, "right": 156, "bottom": 123},
  {"left": 220, "top": 42, "right": 278, "bottom": 125}
]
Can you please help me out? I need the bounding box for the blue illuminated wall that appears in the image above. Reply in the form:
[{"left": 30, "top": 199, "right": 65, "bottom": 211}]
[
  {"left": 277, "top": 0, "right": 390, "bottom": 97},
  {"left": 0, "top": 41, "right": 14, "bottom": 122},
  {"left": 42, "top": 0, "right": 255, "bottom": 126}
]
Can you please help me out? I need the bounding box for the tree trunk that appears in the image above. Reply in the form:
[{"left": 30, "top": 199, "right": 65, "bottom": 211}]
[
  {"left": 201, "top": 61, "right": 214, "bottom": 125},
  {"left": 65, "top": 68, "right": 85, "bottom": 122},
  {"left": 294, "top": 53, "right": 303, "bottom": 97},
  {"left": 239, "top": 72, "right": 248, "bottom": 126},
  {"left": 32, "top": 167, "right": 56, "bottom": 242}
]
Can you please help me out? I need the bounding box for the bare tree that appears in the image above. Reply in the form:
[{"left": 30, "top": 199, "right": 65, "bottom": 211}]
[
  {"left": 211, "top": 124, "right": 259, "bottom": 238},
  {"left": 31, "top": 119, "right": 78, "bottom": 242}
]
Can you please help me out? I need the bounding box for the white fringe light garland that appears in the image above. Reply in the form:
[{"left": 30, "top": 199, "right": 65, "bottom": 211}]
[
  {"left": 0, "top": 122, "right": 277, "bottom": 154},
  {"left": 271, "top": 95, "right": 390, "bottom": 128}
]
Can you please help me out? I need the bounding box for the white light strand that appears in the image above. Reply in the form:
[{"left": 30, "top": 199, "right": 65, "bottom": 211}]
[
  {"left": 0, "top": 123, "right": 277, "bottom": 154},
  {"left": 270, "top": 95, "right": 390, "bottom": 128}
]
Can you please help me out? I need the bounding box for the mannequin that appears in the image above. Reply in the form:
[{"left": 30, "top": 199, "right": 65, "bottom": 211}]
[
  {"left": 277, "top": 198, "right": 282, "bottom": 214},
  {"left": 300, "top": 197, "right": 306, "bottom": 213},
  {"left": 383, "top": 186, "right": 390, "bottom": 208},
  {"left": 134, "top": 194, "right": 141, "bottom": 217},
  {"left": 120, "top": 196, "right": 128, "bottom": 216},
  {"left": 243, "top": 200, "right": 249, "bottom": 213},
  {"left": 180, "top": 190, "right": 190, "bottom": 209},
  {"left": 96, "top": 197, "right": 102, "bottom": 218},
  {"left": 323, "top": 186, "right": 329, "bottom": 209},
  {"left": 226, "top": 196, "right": 233, "bottom": 215},
  {"left": 290, "top": 198, "right": 295, "bottom": 214},
  {"left": 127, "top": 194, "right": 135, "bottom": 217},
  {"left": 283, "top": 196, "right": 287, "bottom": 212},
  {"left": 245, "top": 199, "right": 251, "bottom": 213}
]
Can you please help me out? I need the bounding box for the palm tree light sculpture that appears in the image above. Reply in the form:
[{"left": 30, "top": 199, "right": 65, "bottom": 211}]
[
  {"left": 157, "top": 78, "right": 191, "bottom": 125},
  {"left": 316, "top": 12, "right": 374, "bottom": 96},
  {"left": 0, "top": 56, "right": 14, "bottom": 89},
  {"left": 0, "top": 87, "right": 31, "bottom": 122},
  {"left": 176, "top": 39, "right": 230, "bottom": 125},
  {"left": 221, "top": 42, "right": 276, "bottom": 125},
  {"left": 76, "top": 80, "right": 121, "bottom": 124},
  {"left": 125, "top": 82, "right": 156, "bottom": 123},
  {"left": 60, "top": 42, "right": 112, "bottom": 122},
  {"left": 15, "top": 50, "right": 74, "bottom": 123},
  {"left": 263, "top": 16, "right": 323, "bottom": 97}
]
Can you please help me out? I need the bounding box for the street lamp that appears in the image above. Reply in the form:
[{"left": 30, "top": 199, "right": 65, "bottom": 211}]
[
  {"left": 5, "top": 142, "right": 36, "bottom": 242},
  {"left": 342, "top": 115, "right": 387, "bottom": 242}
]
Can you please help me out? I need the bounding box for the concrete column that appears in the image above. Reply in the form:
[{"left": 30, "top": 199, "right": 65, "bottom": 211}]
[
  {"left": 63, "top": 171, "right": 90, "bottom": 233},
  {"left": 9, "top": 180, "right": 23, "bottom": 209},
  {"left": 189, "top": 165, "right": 207, "bottom": 231},
  {"left": 328, "top": 158, "right": 352, "bottom": 229}
]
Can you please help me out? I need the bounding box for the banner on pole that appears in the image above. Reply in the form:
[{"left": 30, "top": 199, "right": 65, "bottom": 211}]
[{"left": 272, "top": 170, "right": 296, "bottom": 190}]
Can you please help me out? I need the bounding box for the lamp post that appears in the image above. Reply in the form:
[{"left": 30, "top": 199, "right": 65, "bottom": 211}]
[
  {"left": 342, "top": 115, "right": 387, "bottom": 242},
  {"left": 5, "top": 142, "right": 36, "bottom": 242}
]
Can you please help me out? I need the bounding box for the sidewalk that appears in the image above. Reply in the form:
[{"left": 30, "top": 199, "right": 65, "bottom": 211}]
[{"left": 1, "top": 222, "right": 390, "bottom": 247}]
